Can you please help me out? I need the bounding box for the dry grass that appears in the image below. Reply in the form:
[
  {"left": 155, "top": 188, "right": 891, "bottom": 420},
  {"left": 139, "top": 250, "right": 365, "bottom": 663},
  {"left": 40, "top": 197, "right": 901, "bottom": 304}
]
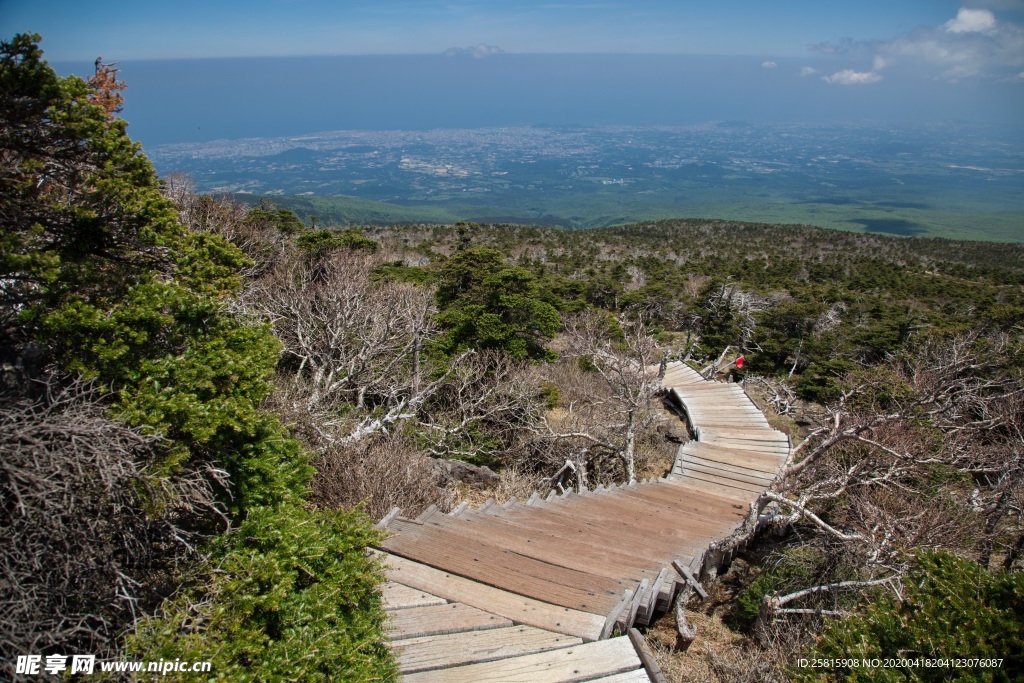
[
  {"left": 455, "top": 466, "right": 551, "bottom": 507},
  {"left": 640, "top": 553, "right": 794, "bottom": 683},
  {"left": 310, "top": 434, "right": 457, "bottom": 520},
  {"left": 644, "top": 608, "right": 792, "bottom": 683}
]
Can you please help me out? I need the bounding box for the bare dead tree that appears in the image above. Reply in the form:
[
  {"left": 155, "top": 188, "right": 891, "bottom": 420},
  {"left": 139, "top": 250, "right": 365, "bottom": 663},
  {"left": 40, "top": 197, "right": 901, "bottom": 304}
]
[
  {"left": 742, "top": 375, "right": 797, "bottom": 416},
  {"left": 244, "top": 250, "right": 471, "bottom": 444},
  {"left": 417, "top": 350, "right": 543, "bottom": 461},
  {"left": 0, "top": 379, "right": 218, "bottom": 672},
  {"left": 535, "top": 312, "right": 660, "bottom": 484},
  {"left": 743, "top": 332, "right": 1022, "bottom": 629}
]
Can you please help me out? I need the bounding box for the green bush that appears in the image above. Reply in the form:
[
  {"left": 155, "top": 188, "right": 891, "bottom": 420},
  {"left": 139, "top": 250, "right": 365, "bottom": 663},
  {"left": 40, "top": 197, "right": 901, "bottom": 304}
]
[
  {"left": 1, "top": 34, "right": 396, "bottom": 680},
  {"left": 129, "top": 505, "right": 397, "bottom": 682},
  {"left": 796, "top": 550, "right": 1024, "bottom": 682},
  {"left": 733, "top": 546, "right": 829, "bottom": 629}
]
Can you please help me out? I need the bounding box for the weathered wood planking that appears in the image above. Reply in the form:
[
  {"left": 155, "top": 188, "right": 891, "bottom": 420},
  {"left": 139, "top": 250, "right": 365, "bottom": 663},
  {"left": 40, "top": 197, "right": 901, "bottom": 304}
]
[
  {"left": 679, "top": 442, "right": 784, "bottom": 472},
  {"left": 382, "top": 581, "right": 448, "bottom": 610},
  {"left": 371, "top": 360, "right": 791, "bottom": 682},
  {"left": 388, "top": 602, "right": 513, "bottom": 640},
  {"left": 414, "top": 510, "right": 699, "bottom": 580},
  {"left": 377, "top": 551, "right": 606, "bottom": 641},
  {"left": 382, "top": 526, "right": 627, "bottom": 614},
  {"left": 392, "top": 626, "right": 583, "bottom": 674},
  {"left": 401, "top": 636, "right": 643, "bottom": 683},
  {"left": 588, "top": 669, "right": 659, "bottom": 683}
]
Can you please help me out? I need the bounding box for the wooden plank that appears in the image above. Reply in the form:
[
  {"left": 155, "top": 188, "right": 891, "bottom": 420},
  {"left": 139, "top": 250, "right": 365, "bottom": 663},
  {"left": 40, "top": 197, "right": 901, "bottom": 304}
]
[
  {"left": 686, "top": 409, "right": 766, "bottom": 417},
  {"left": 533, "top": 490, "right": 737, "bottom": 531},
  {"left": 698, "top": 441, "right": 789, "bottom": 456},
  {"left": 667, "top": 474, "right": 763, "bottom": 501},
  {"left": 539, "top": 482, "right": 747, "bottom": 522},
  {"left": 671, "top": 467, "right": 766, "bottom": 494},
  {"left": 417, "top": 513, "right": 683, "bottom": 579},
  {"left": 672, "top": 561, "right": 708, "bottom": 600},
  {"left": 681, "top": 442, "right": 784, "bottom": 473},
  {"left": 376, "top": 507, "right": 401, "bottom": 529},
  {"left": 393, "top": 626, "right": 583, "bottom": 674},
  {"left": 434, "top": 512, "right": 709, "bottom": 578},
  {"left": 490, "top": 498, "right": 736, "bottom": 553},
  {"left": 375, "top": 551, "right": 607, "bottom": 640},
  {"left": 698, "top": 441, "right": 789, "bottom": 455},
  {"left": 382, "top": 581, "right": 447, "bottom": 610},
  {"left": 655, "top": 570, "right": 676, "bottom": 613},
  {"left": 587, "top": 669, "right": 653, "bottom": 683},
  {"left": 699, "top": 434, "right": 789, "bottom": 446},
  {"left": 402, "top": 635, "right": 642, "bottom": 683},
  {"left": 686, "top": 404, "right": 764, "bottom": 412},
  {"left": 383, "top": 520, "right": 632, "bottom": 609},
  {"left": 493, "top": 495, "right": 734, "bottom": 543},
  {"left": 416, "top": 504, "right": 440, "bottom": 522},
  {"left": 675, "top": 454, "right": 778, "bottom": 483},
  {"left": 674, "top": 458, "right": 776, "bottom": 487},
  {"left": 602, "top": 589, "right": 633, "bottom": 639},
  {"left": 388, "top": 602, "right": 513, "bottom": 640},
  {"left": 611, "top": 479, "right": 756, "bottom": 519},
  {"left": 637, "top": 568, "right": 669, "bottom": 625},
  {"left": 456, "top": 499, "right": 720, "bottom": 552},
  {"left": 628, "top": 628, "right": 668, "bottom": 683},
  {"left": 624, "top": 580, "right": 648, "bottom": 627}
]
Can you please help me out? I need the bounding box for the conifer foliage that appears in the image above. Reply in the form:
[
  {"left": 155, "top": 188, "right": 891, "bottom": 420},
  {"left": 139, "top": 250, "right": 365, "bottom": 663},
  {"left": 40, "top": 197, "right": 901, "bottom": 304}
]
[{"left": 0, "top": 34, "right": 394, "bottom": 681}]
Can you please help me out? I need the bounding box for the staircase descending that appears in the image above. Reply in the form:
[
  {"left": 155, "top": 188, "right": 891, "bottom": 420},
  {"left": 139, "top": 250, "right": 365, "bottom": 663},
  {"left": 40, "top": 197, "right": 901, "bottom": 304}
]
[{"left": 375, "top": 362, "right": 789, "bottom": 681}]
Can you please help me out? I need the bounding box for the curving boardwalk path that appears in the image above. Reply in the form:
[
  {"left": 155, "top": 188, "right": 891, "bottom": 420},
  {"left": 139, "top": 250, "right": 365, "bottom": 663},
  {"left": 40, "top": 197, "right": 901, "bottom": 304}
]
[{"left": 374, "top": 361, "right": 789, "bottom": 681}]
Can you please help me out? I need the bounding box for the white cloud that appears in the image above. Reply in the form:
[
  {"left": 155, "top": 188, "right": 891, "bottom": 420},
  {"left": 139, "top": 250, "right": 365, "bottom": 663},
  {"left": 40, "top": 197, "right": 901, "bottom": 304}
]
[
  {"left": 811, "top": 7, "right": 1024, "bottom": 81},
  {"left": 944, "top": 8, "right": 997, "bottom": 33},
  {"left": 823, "top": 69, "right": 883, "bottom": 85},
  {"left": 761, "top": 60, "right": 778, "bottom": 69},
  {"left": 442, "top": 44, "right": 505, "bottom": 58},
  {"left": 799, "top": 66, "right": 817, "bottom": 76}
]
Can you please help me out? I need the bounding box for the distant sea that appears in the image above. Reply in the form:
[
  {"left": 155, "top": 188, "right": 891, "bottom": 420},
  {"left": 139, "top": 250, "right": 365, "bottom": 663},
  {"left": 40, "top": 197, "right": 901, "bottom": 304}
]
[{"left": 52, "top": 54, "right": 1024, "bottom": 149}]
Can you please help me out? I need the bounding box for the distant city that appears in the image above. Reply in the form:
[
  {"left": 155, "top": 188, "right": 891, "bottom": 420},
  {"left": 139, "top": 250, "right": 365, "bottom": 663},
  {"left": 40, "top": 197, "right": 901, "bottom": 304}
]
[{"left": 147, "top": 122, "right": 1024, "bottom": 240}]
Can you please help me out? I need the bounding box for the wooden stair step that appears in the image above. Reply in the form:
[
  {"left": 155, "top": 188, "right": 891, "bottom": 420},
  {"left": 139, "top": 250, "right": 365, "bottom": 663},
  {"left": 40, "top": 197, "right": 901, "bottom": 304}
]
[
  {"left": 437, "top": 506, "right": 712, "bottom": 571},
  {"left": 393, "top": 625, "right": 583, "bottom": 675},
  {"left": 388, "top": 602, "right": 513, "bottom": 640},
  {"left": 667, "top": 475, "right": 764, "bottom": 503},
  {"left": 417, "top": 513, "right": 691, "bottom": 579},
  {"left": 375, "top": 551, "right": 607, "bottom": 640},
  {"left": 671, "top": 466, "right": 770, "bottom": 493},
  {"left": 493, "top": 495, "right": 739, "bottom": 547},
  {"left": 381, "top": 532, "right": 625, "bottom": 614},
  {"left": 588, "top": 668, "right": 654, "bottom": 682},
  {"left": 383, "top": 581, "right": 448, "bottom": 610},
  {"left": 401, "top": 635, "right": 643, "bottom": 683},
  {"left": 680, "top": 441, "right": 784, "bottom": 473},
  {"left": 675, "top": 454, "right": 777, "bottom": 485}
]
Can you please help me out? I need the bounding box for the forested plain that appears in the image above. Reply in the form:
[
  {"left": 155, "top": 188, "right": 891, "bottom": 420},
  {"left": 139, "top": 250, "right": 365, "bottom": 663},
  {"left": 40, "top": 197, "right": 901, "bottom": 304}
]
[{"left": 3, "top": 34, "right": 1023, "bottom": 682}]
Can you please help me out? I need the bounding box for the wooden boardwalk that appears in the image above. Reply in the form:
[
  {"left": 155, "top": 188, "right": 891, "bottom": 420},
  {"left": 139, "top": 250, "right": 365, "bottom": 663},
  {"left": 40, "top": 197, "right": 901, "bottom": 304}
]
[{"left": 375, "top": 362, "right": 789, "bottom": 681}]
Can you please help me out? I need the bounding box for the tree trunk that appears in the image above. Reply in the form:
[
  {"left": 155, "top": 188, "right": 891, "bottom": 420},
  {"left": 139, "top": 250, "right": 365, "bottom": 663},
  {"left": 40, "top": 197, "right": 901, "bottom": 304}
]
[{"left": 622, "top": 412, "right": 637, "bottom": 483}]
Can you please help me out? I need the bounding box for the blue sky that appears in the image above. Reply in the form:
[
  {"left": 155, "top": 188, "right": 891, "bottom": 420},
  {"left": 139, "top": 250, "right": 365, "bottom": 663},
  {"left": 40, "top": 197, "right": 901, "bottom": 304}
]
[
  {"left": 2, "top": 0, "right": 1022, "bottom": 66},
  {"left": 3, "top": 1, "right": 1022, "bottom": 140}
]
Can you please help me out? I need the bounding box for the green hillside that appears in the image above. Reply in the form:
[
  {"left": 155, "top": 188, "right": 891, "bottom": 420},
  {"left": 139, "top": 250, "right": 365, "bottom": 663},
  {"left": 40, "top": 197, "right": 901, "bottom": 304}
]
[{"left": 239, "top": 192, "right": 1024, "bottom": 242}]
